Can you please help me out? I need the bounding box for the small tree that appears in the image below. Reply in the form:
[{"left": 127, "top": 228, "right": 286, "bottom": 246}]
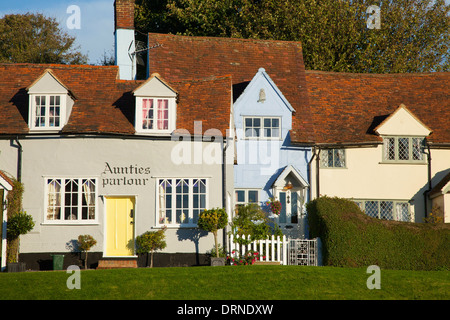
[
  {"left": 77, "top": 235, "right": 97, "bottom": 269},
  {"left": 136, "top": 227, "right": 167, "bottom": 268},
  {"left": 197, "top": 208, "right": 228, "bottom": 258},
  {"left": 6, "top": 211, "right": 34, "bottom": 263}
]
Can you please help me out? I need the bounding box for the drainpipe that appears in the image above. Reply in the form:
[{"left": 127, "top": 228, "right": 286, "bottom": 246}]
[
  {"left": 423, "top": 142, "right": 432, "bottom": 219},
  {"left": 316, "top": 147, "right": 321, "bottom": 199},
  {"left": 307, "top": 147, "right": 317, "bottom": 201},
  {"left": 222, "top": 135, "right": 231, "bottom": 252},
  {"left": 15, "top": 136, "right": 22, "bottom": 182}
]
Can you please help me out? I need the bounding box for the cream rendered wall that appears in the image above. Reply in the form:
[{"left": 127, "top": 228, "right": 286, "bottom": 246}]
[
  {"left": 0, "top": 136, "right": 232, "bottom": 254},
  {"left": 311, "top": 144, "right": 450, "bottom": 222}
]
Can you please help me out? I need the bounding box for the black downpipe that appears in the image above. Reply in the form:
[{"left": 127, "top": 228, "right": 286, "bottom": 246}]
[
  {"left": 316, "top": 148, "right": 321, "bottom": 199},
  {"left": 15, "top": 137, "right": 22, "bottom": 182},
  {"left": 423, "top": 143, "right": 432, "bottom": 219},
  {"left": 307, "top": 147, "right": 317, "bottom": 201}
]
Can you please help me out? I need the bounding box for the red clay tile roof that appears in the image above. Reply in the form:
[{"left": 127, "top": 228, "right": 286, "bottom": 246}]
[
  {"left": 147, "top": 33, "right": 315, "bottom": 143},
  {"left": 303, "top": 70, "right": 450, "bottom": 145},
  {"left": 0, "top": 63, "right": 232, "bottom": 136}
]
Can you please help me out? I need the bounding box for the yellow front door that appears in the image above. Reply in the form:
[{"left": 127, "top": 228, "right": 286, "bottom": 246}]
[{"left": 105, "top": 197, "right": 135, "bottom": 257}]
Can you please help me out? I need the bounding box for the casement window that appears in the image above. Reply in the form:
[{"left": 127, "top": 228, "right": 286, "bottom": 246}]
[
  {"left": 320, "top": 149, "right": 346, "bottom": 168},
  {"left": 30, "top": 95, "right": 66, "bottom": 130},
  {"left": 244, "top": 117, "right": 280, "bottom": 139},
  {"left": 235, "top": 189, "right": 259, "bottom": 212},
  {"left": 353, "top": 199, "right": 411, "bottom": 222},
  {"left": 157, "top": 178, "right": 208, "bottom": 226},
  {"left": 382, "top": 137, "right": 425, "bottom": 163},
  {"left": 45, "top": 178, "right": 97, "bottom": 223},
  {"left": 136, "top": 97, "right": 175, "bottom": 133}
]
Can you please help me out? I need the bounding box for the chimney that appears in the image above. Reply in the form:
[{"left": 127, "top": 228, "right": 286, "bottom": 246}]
[{"left": 114, "top": 0, "right": 136, "bottom": 80}]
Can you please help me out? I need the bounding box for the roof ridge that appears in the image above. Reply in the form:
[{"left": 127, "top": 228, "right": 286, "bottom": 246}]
[
  {"left": 305, "top": 69, "right": 450, "bottom": 77},
  {"left": 148, "top": 32, "right": 303, "bottom": 47}
]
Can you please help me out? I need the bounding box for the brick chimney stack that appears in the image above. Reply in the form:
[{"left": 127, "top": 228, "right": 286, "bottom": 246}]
[
  {"left": 114, "top": 0, "right": 136, "bottom": 80},
  {"left": 114, "top": 0, "right": 135, "bottom": 30}
]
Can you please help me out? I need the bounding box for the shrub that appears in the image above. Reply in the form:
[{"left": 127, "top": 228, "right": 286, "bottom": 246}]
[
  {"left": 136, "top": 227, "right": 167, "bottom": 267},
  {"left": 227, "top": 250, "right": 262, "bottom": 266},
  {"left": 229, "top": 203, "right": 282, "bottom": 247},
  {"left": 307, "top": 196, "right": 450, "bottom": 271}
]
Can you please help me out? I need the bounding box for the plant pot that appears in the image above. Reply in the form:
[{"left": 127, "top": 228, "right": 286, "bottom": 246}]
[
  {"left": 210, "top": 257, "right": 226, "bottom": 266},
  {"left": 7, "top": 262, "right": 26, "bottom": 272}
]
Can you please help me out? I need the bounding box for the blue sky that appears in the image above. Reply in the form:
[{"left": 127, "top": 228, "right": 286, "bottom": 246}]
[
  {"left": 0, "top": 0, "right": 115, "bottom": 64},
  {"left": 1, "top": 1, "right": 449, "bottom": 65}
]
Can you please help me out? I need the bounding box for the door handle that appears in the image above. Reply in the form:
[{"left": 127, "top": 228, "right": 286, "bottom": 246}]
[{"left": 130, "top": 209, "right": 134, "bottom": 218}]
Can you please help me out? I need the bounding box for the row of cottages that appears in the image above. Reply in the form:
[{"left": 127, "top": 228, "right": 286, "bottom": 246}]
[
  {"left": 1, "top": 0, "right": 449, "bottom": 270},
  {"left": 145, "top": 31, "right": 450, "bottom": 235}
]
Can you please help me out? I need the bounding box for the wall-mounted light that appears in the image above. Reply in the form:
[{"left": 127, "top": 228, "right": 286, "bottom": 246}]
[{"left": 258, "top": 89, "right": 266, "bottom": 103}]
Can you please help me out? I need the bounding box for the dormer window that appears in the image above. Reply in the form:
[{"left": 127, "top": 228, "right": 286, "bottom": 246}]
[
  {"left": 33, "top": 95, "right": 63, "bottom": 128},
  {"left": 141, "top": 98, "right": 169, "bottom": 130},
  {"left": 133, "top": 73, "right": 177, "bottom": 134},
  {"left": 27, "top": 69, "right": 74, "bottom": 132}
]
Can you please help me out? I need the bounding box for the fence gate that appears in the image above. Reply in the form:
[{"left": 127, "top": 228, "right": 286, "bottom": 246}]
[{"left": 288, "top": 238, "right": 322, "bottom": 266}]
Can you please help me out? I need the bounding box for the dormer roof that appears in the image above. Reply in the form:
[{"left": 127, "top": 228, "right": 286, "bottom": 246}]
[{"left": 374, "top": 104, "right": 432, "bottom": 137}]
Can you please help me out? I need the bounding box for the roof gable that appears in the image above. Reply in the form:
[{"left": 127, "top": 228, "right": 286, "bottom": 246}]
[
  {"left": 234, "top": 68, "right": 294, "bottom": 114},
  {"left": 375, "top": 104, "right": 432, "bottom": 137},
  {"left": 272, "top": 165, "right": 309, "bottom": 189},
  {"left": 27, "top": 69, "right": 71, "bottom": 95},
  {"left": 133, "top": 73, "right": 177, "bottom": 97}
]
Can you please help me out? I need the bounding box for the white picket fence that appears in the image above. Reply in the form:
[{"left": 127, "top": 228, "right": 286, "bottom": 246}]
[
  {"left": 228, "top": 234, "right": 288, "bottom": 265},
  {"left": 228, "top": 235, "right": 322, "bottom": 266}
]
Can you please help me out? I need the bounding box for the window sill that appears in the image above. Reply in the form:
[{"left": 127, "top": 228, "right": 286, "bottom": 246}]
[
  {"left": 379, "top": 161, "right": 427, "bottom": 165},
  {"left": 41, "top": 221, "right": 99, "bottom": 226},
  {"left": 153, "top": 224, "right": 199, "bottom": 229}
]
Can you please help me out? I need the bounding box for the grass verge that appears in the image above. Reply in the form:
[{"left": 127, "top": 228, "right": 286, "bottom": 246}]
[{"left": 0, "top": 265, "right": 448, "bottom": 300}]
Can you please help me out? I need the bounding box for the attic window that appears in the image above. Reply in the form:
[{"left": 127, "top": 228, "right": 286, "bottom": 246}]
[
  {"left": 382, "top": 136, "right": 425, "bottom": 163},
  {"left": 27, "top": 70, "right": 72, "bottom": 132},
  {"left": 136, "top": 97, "right": 175, "bottom": 133},
  {"left": 34, "top": 95, "right": 61, "bottom": 128},
  {"left": 133, "top": 74, "right": 177, "bottom": 135}
]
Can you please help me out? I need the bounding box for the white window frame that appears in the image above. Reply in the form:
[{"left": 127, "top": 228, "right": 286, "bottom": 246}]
[
  {"left": 156, "top": 178, "right": 209, "bottom": 227},
  {"left": 382, "top": 136, "right": 426, "bottom": 164},
  {"left": 243, "top": 116, "right": 281, "bottom": 139},
  {"left": 29, "top": 94, "right": 67, "bottom": 131},
  {"left": 353, "top": 199, "right": 411, "bottom": 222},
  {"left": 43, "top": 177, "right": 98, "bottom": 224},
  {"left": 235, "top": 189, "right": 260, "bottom": 206},
  {"left": 135, "top": 97, "right": 176, "bottom": 134}
]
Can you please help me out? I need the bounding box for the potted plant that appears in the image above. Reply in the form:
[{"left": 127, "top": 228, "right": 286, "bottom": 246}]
[
  {"left": 77, "top": 234, "right": 97, "bottom": 269},
  {"left": 6, "top": 210, "right": 35, "bottom": 272},
  {"left": 135, "top": 227, "right": 167, "bottom": 268},
  {"left": 266, "top": 197, "right": 282, "bottom": 216},
  {"left": 197, "top": 208, "right": 228, "bottom": 266}
]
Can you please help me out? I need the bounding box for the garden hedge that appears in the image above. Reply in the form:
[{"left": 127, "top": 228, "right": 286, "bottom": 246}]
[{"left": 307, "top": 196, "right": 450, "bottom": 271}]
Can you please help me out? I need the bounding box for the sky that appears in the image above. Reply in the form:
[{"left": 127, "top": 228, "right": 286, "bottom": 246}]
[
  {"left": 1, "top": 0, "right": 449, "bottom": 65},
  {"left": 0, "top": 0, "right": 115, "bottom": 64}
]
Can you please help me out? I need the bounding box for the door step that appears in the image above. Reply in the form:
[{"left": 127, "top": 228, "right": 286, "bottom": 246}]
[{"left": 97, "top": 258, "right": 138, "bottom": 269}]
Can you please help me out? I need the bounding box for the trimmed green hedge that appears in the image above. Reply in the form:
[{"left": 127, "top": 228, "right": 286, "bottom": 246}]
[{"left": 307, "top": 196, "right": 450, "bottom": 270}]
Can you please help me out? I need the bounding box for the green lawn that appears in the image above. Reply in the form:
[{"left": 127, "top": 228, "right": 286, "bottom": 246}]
[{"left": 0, "top": 265, "right": 448, "bottom": 300}]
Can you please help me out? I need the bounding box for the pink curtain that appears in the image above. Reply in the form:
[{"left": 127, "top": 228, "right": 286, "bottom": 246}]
[
  {"left": 157, "top": 99, "right": 169, "bottom": 130},
  {"left": 142, "top": 99, "right": 153, "bottom": 129}
]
